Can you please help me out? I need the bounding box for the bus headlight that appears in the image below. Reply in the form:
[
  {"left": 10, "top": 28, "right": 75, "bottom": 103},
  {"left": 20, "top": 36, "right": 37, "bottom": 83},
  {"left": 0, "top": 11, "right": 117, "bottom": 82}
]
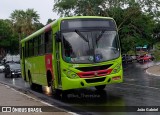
[
  {"left": 67, "top": 71, "right": 71, "bottom": 75},
  {"left": 111, "top": 64, "right": 121, "bottom": 74},
  {"left": 63, "top": 70, "right": 79, "bottom": 79},
  {"left": 71, "top": 74, "right": 77, "bottom": 78}
]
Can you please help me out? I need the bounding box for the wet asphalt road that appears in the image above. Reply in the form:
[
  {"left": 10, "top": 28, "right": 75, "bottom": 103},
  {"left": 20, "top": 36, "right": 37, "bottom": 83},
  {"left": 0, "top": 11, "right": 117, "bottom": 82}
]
[{"left": 1, "top": 61, "right": 160, "bottom": 115}]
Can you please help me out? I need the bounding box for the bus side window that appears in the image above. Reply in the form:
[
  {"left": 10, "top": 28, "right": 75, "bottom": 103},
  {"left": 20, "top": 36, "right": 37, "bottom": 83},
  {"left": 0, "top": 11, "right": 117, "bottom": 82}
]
[
  {"left": 45, "top": 30, "right": 52, "bottom": 53},
  {"left": 39, "top": 34, "right": 45, "bottom": 55},
  {"left": 34, "top": 37, "right": 39, "bottom": 56},
  {"left": 25, "top": 42, "right": 29, "bottom": 57},
  {"left": 28, "top": 39, "right": 33, "bottom": 57}
]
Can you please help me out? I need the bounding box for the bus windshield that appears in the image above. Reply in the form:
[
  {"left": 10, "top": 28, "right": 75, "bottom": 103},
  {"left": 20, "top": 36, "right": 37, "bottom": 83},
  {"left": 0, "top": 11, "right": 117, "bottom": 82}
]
[{"left": 62, "top": 30, "right": 120, "bottom": 63}]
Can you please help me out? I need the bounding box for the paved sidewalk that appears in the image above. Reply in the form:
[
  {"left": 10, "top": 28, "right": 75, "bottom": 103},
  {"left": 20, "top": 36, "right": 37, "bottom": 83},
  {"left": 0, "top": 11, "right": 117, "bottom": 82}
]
[
  {"left": 146, "top": 65, "right": 160, "bottom": 76},
  {"left": 0, "top": 83, "right": 71, "bottom": 115}
]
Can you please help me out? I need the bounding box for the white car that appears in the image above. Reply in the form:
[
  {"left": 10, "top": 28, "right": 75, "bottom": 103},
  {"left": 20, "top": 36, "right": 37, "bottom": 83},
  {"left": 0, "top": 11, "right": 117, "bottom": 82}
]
[{"left": 0, "top": 64, "right": 5, "bottom": 72}]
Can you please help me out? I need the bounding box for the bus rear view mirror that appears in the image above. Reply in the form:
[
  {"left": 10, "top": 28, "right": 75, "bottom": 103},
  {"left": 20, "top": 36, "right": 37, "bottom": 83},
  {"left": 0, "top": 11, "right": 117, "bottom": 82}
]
[{"left": 55, "top": 32, "right": 61, "bottom": 42}]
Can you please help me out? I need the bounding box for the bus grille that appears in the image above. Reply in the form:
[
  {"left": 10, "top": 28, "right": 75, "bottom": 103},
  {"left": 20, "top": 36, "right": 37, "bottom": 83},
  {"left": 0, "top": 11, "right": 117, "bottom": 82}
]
[
  {"left": 76, "top": 64, "right": 112, "bottom": 72},
  {"left": 85, "top": 77, "right": 106, "bottom": 83}
]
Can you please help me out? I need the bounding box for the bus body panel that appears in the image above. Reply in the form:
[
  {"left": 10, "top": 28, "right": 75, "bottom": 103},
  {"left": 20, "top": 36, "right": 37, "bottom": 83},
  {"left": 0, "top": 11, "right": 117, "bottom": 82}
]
[{"left": 25, "top": 56, "right": 48, "bottom": 86}]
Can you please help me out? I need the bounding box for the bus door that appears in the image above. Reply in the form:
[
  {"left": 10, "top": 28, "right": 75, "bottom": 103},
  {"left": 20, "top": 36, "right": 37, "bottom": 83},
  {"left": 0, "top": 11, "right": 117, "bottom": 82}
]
[
  {"left": 56, "top": 43, "right": 61, "bottom": 86},
  {"left": 55, "top": 41, "right": 62, "bottom": 87}
]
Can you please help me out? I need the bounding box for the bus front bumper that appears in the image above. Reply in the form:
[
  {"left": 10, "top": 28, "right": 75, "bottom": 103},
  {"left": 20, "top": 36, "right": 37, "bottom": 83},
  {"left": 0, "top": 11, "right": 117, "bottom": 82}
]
[{"left": 61, "top": 69, "right": 123, "bottom": 90}]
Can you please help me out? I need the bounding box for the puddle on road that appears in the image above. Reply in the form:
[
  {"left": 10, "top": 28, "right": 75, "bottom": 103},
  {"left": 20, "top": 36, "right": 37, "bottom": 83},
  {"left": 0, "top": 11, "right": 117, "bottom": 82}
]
[
  {"left": 135, "top": 61, "right": 160, "bottom": 69},
  {"left": 124, "top": 78, "right": 136, "bottom": 82},
  {"left": 12, "top": 78, "right": 15, "bottom": 85}
]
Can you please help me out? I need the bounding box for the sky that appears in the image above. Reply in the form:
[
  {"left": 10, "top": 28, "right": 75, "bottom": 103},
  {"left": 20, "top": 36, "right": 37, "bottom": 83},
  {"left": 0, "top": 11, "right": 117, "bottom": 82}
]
[{"left": 0, "top": 0, "right": 60, "bottom": 25}]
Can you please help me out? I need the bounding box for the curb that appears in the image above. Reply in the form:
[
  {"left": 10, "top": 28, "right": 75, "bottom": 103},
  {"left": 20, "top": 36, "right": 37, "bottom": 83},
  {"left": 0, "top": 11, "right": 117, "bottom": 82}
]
[
  {"left": 0, "top": 81, "right": 79, "bottom": 115},
  {"left": 146, "top": 66, "right": 160, "bottom": 77}
]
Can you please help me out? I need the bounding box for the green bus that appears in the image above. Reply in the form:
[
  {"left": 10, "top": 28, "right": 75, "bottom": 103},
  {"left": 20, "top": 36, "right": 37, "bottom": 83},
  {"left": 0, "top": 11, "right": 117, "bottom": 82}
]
[{"left": 20, "top": 16, "right": 123, "bottom": 95}]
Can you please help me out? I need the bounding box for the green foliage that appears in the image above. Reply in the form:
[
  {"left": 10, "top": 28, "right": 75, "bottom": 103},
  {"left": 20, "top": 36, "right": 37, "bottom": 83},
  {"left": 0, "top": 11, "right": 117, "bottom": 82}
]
[
  {"left": 0, "top": 19, "right": 13, "bottom": 47},
  {"left": 10, "top": 9, "right": 40, "bottom": 37},
  {"left": 0, "top": 9, "right": 42, "bottom": 55},
  {"left": 153, "top": 22, "right": 160, "bottom": 42},
  {"left": 155, "top": 42, "right": 160, "bottom": 50},
  {"left": 121, "top": 36, "right": 134, "bottom": 53},
  {"left": 0, "top": 19, "right": 19, "bottom": 54},
  {"left": 153, "top": 50, "right": 160, "bottom": 61},
  {"left": 153, "top": 42, "right": 160, "bottom": 61},
  {"left": 53, "top": 0, "right": 160, "bottom": 54},
  {"left": 34, "top": 22, "right": 44, "bottom": 30},
  {"left": 127, "top": 50, "right": 135, "bottom": 55},
  {"left": 46, "top": 19, "right": 56, "bottom": 25},
  {"left": 53, "top": 0, "right": 77, "bottom": 16}
]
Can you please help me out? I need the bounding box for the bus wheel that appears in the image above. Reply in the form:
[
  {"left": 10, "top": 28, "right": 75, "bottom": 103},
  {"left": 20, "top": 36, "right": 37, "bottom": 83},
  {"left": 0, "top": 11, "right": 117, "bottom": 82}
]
[
  {"left": 95, "top": 85, "right": 106, "bottom": 90},
  {"left": 51, "top": 80, "right": 62, "bottom": 99},
  {"left": 28, "top": 72, "right": 35, "bottom": 89},
  {"left": 4, "top": 74, "right": 7, "bottom": 78},
  {"left": 10, "top": 74, "right": 13, "bottom": 78}
]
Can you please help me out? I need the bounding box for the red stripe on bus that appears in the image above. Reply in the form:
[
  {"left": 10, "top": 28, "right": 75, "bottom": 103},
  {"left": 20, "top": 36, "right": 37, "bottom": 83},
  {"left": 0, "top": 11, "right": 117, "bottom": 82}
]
[
  {"left": 77, "top": 68, "right": 113, "bottom": 78},
  {"left": 45, "top": 24, "right": 51, "bottom": 32},
  {"left": 45, "top": 54, "right": 54, "bottom": 79}
]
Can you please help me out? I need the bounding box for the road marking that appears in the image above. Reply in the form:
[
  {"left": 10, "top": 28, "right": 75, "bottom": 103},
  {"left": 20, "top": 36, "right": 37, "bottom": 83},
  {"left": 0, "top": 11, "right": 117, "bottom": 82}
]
[
  {"left": 122, "top": 83, "right": 160, "bottom": 90},
  {"left": 146, "top": 68, "right": 160, "bottom": 76},
  {"left": 3, "top": 84, "right": 79, "bottom": 115}
]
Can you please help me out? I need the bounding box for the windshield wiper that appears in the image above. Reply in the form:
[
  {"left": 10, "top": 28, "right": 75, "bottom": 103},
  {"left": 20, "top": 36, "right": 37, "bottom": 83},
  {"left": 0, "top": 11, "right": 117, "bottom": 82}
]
[
  {"left": 75, "top": 29, "right": 88, "bottom": 42},
  {"left": 96, "top": 30, "right": 105, "bottom": 42}
]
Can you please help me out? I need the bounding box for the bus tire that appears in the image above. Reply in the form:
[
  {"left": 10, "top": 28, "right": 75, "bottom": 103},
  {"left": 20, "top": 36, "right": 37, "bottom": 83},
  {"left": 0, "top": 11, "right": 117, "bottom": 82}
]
[
  {"left": 10, "top": 74, "right": 13, "bottom": 78},
  {"left": 28, "top": 71, "right": 35, "bottom": 90},
  {"left": 50, "top": 80, "right": 61, "bottom": 99},
  {"left": 4, "top": 73, "right": 7, "bottom": 78},
  {"left": 95, "top": 85, "right": 106, "bottom": 90}
]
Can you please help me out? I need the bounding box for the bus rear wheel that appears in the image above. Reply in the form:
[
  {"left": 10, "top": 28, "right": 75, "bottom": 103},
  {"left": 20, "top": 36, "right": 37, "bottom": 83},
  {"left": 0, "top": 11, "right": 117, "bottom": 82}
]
[
  {"left": 28, "top": 73, "right": 42, "bottom": 91},
  {"left": 28, "top": 72, "right": 36, "bottom": 89},
  {"left": 50, "top": 80, "right": 62, "bottom": 99},
  {"left": 95, "top": 85, "right": 106, "bottom": 90},
  {"left": 4, "top": 73, "right": 7, "bottom": 78}
]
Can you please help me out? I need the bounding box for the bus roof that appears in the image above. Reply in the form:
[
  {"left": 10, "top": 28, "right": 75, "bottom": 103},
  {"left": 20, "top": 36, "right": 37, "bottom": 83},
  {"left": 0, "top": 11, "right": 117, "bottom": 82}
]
[
  {"left": 20, "top": 20, "right": 55, "bottom": 43},
  {"left": 59, "top": 16, "right": 113, "bottom": 20},
  {"left": 20, "top": 16, "right": 114, "bottom": 43}
]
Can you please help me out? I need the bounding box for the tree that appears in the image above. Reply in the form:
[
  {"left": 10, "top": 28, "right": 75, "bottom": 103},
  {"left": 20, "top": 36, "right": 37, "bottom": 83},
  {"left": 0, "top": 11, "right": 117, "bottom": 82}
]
[
  {"left": 119, "top": 7, "right": 155, "bottom": 53},
  {"left": 10, "top": 10, "right": 25, "bottom": 37},
  {"left": 34, "top": 22, "right": 44, "bottom": 30},
  {"left": 24, "top": 9, "right": 40, "bottom": 35},
  {"left": 1, "top": 9, "right": 44, "bottom": 56},
  {"left": 10, "top": 9, "right": 40, "bottom": 38},
  {"left": 53, "top": 0, "right": 158, "bottom": 53},
  {"left": 53, "top": 0, "right": 159, "bottom": 16},
  {"left": 53, "top": 0, "right": 159, "bottom": 30},
  {"left": 0, "top": 19, "right": 19, "bottom": 55},
  {"left": 0, "top": 19, "right": 12, "bottom": 48},
  {"left": 153, "top": 21, "right": 160, "bottom": 42},
  {"left": 46, "top": 19, "right": 56, "bottom": 25}
]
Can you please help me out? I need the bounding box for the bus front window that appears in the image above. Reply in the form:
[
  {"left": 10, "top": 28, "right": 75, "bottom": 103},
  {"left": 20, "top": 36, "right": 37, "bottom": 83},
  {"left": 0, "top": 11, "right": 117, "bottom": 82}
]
[{"left": 62, "top": 31, "right": 120, "bottom": 63}]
